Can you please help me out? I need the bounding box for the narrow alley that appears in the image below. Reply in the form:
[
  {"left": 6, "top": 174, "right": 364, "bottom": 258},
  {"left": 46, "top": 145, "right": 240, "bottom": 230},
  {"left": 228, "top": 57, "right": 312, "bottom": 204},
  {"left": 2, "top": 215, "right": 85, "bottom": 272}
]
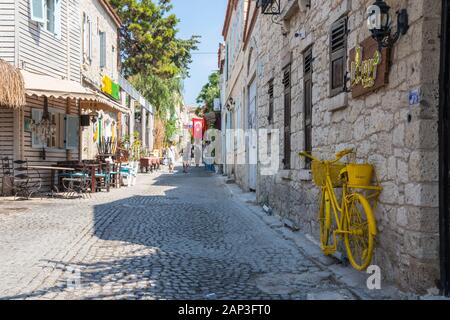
[{"left": 0, "top": 167, "right": 406, "bottom": 300}]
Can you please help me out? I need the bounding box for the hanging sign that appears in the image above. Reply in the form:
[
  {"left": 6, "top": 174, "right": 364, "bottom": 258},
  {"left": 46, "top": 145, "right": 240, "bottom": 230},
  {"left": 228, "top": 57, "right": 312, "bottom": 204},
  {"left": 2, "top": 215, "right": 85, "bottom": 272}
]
[
  {"left": 101, "top": 75, "right": 121, "bottom": 101},
  {"left": 349, "top": 37, "right": 390, "bottom": 98}
]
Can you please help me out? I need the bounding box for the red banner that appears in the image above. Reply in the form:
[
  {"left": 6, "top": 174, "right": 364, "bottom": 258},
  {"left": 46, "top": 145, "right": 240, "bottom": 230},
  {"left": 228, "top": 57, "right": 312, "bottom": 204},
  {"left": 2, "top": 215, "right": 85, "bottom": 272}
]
[{"left": 192, "top": 118, "right": 204, "bottom": 140}]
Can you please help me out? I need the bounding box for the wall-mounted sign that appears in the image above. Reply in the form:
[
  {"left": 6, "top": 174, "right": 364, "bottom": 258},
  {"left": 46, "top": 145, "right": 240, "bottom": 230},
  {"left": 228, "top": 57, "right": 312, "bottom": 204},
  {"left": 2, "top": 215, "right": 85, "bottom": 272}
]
[
  {"left": 213, "top": 98, "right": 221, "bottom": 112},
  {"left": 349, "top": 37, "right": 389, "bottom": 98},
  {"left": 101, "top": 75, "right": 120, "bottom": 101}
]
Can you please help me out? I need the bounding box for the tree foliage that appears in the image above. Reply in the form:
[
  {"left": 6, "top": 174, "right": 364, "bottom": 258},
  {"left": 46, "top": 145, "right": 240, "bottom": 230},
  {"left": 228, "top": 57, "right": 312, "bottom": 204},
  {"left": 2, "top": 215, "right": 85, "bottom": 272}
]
[
  {"left": 110, "top": 0, "right": 199, "bottom": 148},
  {"left": 130, "top": 72, "right": 183, "bottom": 120},
  {"left": 196, "top": 71, "right": 220, "bottom": 110},
  {"left": 110, "top": 0, "right": 199, "bottom": 78}
]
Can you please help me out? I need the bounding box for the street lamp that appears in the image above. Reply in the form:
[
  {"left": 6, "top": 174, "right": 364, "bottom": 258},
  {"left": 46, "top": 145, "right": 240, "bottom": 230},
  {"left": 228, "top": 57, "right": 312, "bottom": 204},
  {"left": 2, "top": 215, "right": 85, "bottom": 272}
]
[{"left": 367, "top": 0, "right": 409, "bottom": 50}]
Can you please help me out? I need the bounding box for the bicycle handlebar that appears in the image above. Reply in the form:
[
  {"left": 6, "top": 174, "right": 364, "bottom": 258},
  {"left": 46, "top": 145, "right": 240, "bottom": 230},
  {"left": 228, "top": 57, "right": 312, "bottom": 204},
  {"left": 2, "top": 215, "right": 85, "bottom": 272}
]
[
  {"left": 299, "top": 148, "right": 354, "bottom": 163},
  {"left": 335, "top": 148, "right": 354, "bottom": 160},
  {"left": 298, "top": 151, "right": 319, "bottom": 162}
]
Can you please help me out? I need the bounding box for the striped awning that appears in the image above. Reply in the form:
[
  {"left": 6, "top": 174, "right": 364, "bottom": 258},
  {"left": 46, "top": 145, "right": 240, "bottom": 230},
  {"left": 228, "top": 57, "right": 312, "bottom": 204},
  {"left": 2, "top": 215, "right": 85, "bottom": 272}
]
[{"left": 21, "top": 70, "right": 130, "bottom": 114}]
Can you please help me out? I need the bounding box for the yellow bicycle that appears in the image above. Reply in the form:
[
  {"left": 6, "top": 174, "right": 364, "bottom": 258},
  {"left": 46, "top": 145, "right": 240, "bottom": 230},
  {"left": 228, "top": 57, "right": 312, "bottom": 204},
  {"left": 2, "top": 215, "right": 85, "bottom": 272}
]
[{"left": 299, "top": 149, "right": 382, "bottom": 271}]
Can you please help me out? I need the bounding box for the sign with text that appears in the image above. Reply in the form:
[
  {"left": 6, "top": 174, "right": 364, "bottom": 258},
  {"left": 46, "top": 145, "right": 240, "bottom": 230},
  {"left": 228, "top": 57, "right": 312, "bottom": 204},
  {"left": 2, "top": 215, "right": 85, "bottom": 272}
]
[
  {"left": 349, "top": 37, "right": 390, "bottom": 98},
  {"left": 101, "top": 75, "right": 121, "bottom": 101}
]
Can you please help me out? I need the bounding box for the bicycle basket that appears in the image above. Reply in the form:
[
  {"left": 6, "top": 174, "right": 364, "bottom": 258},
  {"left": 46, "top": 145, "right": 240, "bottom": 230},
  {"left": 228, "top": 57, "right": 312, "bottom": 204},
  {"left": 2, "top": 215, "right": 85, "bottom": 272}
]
[
  {"left": 346, "top": 163, "right": 374, "bottom": 186},
  {"left": 311, "top": 161, "right": 346, "bottom": 187}
]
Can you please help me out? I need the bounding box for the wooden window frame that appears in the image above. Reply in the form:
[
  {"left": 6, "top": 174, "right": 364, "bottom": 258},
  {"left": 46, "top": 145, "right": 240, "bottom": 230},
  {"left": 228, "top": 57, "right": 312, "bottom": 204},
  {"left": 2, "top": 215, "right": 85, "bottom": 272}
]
[{"left": 329, "top": 16, "right": 348, "bottom": 98}]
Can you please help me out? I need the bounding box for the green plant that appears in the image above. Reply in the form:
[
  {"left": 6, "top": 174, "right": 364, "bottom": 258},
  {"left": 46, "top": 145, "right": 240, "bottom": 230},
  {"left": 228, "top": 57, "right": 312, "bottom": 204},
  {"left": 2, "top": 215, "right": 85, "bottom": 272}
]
[
  {"left": 110, "top": 0, "right": 199, "bottom": 78},
  {"left": 196, "top": 71, "right": 220, "bottom": 111},
  {"left": 130, "top": 131, "right": 142, "bottom": 161}
]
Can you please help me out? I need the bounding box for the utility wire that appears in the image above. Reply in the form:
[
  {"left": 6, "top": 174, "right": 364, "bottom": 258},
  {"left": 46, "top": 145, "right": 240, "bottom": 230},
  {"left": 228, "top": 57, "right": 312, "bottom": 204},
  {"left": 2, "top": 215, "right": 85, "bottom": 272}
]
[{"left": 191, "top": 52, "right": 217, "bottom": 55}]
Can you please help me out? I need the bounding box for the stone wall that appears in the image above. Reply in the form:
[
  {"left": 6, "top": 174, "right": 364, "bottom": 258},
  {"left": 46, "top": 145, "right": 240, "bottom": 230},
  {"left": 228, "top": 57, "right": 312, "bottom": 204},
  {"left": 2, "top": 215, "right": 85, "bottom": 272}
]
[{"left": 254, "top": 0, "right": 441, "bottom": 293}]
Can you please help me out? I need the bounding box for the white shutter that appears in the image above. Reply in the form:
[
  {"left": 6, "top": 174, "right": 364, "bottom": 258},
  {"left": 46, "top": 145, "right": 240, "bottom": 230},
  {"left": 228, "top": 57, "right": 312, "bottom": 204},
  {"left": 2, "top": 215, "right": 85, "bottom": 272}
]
[
  {"left": 65, "top": 115, "right": 79, "bottom": 150},
  {"left": 30, "top": 0, "right": 45, "bottom": 24},
  {"left": 99, "top": 32, "right": 106, "bottom": 68},
  {"left": 31, "top": 109, "right": 44, "bottom": 148},
  {"left": 88, "top": 18, "right": 92, "bottom": 61},
  {"left": 54, "top": 0, "right": 61, "bottom": 39}
]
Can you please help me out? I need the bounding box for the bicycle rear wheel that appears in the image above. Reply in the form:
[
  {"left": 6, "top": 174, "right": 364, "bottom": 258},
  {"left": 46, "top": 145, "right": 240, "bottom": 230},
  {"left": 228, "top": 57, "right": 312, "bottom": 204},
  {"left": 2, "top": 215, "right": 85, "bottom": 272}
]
[{"left": 344, "top": 193, "right": 376, "bottom": 271}]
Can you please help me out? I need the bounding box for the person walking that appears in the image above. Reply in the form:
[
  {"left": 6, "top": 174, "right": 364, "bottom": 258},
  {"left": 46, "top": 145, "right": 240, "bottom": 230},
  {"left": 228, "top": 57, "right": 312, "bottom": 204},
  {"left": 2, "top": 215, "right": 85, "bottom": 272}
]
[
  {"left": 194, "top": 139, "right": 202, "bottom": 167},
  {"left": 182, "top": 141, "right": 192, "bottom": 173},
  {"left": 167, "top": 143, "right": 176, "bottom": 173}
]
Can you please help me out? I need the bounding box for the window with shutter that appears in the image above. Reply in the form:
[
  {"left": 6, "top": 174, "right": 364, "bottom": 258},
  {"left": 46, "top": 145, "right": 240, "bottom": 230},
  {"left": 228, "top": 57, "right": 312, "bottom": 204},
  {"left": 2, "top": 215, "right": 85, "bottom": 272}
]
[
  {"left": 283, "top": 65, "right": 291, "bottom": 170},
  {"left": 329, "top": 17, "right": 348, "bottom": 97},
  {"left": 82, "top": 13, "right": 91, "bottom": 63},
  {"left": 304, "top": 46, "right": 313, "bottom": 169},
  {"left": 30, "top": 0, "right": 45, "bottom": 24},
  {"left": 99, "top": 32, "right": 106, "bottom": 68},
  {"left": 268, "top": 79, "right": 274, "bottom": 124},
  {"left": 66, "top": 115, "right": 80, "bottom": 150},
  {"left": 46, "top": 0, "right": 55, "bottom": 33},
  {"left": 53, "top": 0, "right": 61, "bottom": 38},
  {"left": 31, "top": 109, "right": 44, "bottom": 148},
  {"left": 88, "top": 19, "right": 93, "bottom": 62}
]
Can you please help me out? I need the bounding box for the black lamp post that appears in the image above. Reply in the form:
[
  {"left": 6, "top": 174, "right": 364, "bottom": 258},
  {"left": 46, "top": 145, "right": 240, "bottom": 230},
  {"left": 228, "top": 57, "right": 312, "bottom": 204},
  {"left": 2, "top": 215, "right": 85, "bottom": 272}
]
[{"left": 367, "top": 0, "right": 409, "bottom": 50}]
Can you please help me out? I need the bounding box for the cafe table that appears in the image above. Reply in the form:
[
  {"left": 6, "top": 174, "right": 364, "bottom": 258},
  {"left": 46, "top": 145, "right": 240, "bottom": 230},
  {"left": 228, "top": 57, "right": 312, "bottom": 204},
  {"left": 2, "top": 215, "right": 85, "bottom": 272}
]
[{"left": 64, "top": 163, "right": 101, "bottom": 193}]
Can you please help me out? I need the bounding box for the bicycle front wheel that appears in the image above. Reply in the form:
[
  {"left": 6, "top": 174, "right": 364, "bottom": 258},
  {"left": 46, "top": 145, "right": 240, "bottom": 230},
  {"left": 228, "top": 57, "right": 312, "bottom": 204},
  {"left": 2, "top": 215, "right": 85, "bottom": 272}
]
[
  {"left": 319, "top": 188, "right": 333, "bottom": 252},
  {"left": 344, "top": 193, "right": 376, "bottom": 271}
]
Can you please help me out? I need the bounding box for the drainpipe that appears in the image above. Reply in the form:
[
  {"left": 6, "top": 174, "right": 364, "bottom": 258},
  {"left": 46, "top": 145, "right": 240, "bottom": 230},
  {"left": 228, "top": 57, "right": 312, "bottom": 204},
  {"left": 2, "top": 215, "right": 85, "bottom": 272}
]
[{"left": 439, "top": 0, "right": 450, "bottom": 297}]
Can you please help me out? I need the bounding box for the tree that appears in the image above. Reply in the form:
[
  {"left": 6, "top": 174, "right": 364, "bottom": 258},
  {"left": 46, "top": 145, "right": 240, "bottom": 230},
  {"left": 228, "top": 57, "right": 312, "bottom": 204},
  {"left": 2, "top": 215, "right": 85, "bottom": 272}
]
[
  {"left": 110, "top": 0, "right": 199, "bottom": 78},
  {"left": 196, "top": 71, "right": 220, "bottom": 111},
  {"left": 130, "top": 72, "right": 183, "bottom": 120}
]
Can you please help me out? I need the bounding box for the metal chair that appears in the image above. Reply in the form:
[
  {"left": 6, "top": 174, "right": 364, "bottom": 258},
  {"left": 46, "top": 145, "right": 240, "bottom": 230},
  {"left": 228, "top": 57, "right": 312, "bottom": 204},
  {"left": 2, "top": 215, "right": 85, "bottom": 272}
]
[
  {"left": 59, "top": 165, "right": 91, "bottom": 199},
  {"left": 11, "top": 160, "right": 42, "bottom": 200},
  {"left": 120, "top": 162, "right": 138, "bottom": 187}
]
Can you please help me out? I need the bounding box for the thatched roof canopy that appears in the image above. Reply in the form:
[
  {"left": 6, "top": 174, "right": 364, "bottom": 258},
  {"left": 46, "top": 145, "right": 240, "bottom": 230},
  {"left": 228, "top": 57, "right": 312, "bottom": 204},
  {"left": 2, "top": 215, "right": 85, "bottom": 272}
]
[{"left": 0, "top": 59, "right": 25, "bottom": 109}]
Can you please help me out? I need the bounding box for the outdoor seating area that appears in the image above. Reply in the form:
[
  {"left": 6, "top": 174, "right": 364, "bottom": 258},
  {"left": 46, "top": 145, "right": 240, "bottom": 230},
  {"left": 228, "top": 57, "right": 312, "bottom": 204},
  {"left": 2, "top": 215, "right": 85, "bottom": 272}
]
[{"left": 0, "top": 156, "right": 157, "bottom": 200}]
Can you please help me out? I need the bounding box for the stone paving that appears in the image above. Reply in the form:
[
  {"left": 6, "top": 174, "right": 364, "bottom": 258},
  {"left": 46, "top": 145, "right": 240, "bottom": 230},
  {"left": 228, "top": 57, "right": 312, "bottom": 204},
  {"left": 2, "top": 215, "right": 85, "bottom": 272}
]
[{"left": 0, "top": 166, "right": 410, "bottom": 300}]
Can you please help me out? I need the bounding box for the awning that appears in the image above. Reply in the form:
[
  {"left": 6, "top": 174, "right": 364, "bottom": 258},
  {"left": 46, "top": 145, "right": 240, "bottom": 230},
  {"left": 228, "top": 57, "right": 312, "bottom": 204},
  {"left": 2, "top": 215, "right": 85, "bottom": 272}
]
[{"left": 21, "top": 70, "right": 130, "bottom": 114}]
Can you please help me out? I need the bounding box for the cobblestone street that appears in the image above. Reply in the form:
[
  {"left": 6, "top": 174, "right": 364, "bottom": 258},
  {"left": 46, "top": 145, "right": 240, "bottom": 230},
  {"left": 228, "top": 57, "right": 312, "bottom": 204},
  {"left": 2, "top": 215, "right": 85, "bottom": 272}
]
[{"left": 0, "top": 166, "right": 407, "bottom": 300}]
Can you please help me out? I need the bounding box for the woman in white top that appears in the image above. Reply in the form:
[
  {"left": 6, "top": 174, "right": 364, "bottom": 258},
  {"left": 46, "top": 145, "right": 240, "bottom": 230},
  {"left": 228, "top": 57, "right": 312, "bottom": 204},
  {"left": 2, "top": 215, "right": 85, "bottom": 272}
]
[{"left": 167, "top": 144, "right": 176, "bottom": 173}]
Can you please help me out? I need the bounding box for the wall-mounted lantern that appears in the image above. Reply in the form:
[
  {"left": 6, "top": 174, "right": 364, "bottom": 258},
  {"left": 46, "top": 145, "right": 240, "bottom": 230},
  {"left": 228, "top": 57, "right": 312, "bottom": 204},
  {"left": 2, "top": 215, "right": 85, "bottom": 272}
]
[
  {"left": 367, "top": 0, "right": 409, "bottom": 50},
  {"left": 80, "top": 111, "right": 99, "bottom": 127},
  {"left": 226, "top": 97, "right": 235, "bottom": 111},
  {"left": 256, "top": 0, "right": 281, "bottom": 15}
]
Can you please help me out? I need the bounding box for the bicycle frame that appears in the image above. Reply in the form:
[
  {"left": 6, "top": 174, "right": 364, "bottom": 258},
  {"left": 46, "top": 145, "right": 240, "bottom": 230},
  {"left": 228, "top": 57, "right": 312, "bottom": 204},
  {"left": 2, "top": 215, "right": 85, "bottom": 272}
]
[{"left": 320, "top": 163, "right": 352, "bottom": 253}]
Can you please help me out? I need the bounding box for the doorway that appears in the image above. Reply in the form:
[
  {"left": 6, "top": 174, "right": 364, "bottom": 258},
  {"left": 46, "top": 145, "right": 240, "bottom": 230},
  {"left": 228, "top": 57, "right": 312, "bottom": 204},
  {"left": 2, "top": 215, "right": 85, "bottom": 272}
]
[{"left": 439, "top": 0, "right": 450, "bottom": 296}]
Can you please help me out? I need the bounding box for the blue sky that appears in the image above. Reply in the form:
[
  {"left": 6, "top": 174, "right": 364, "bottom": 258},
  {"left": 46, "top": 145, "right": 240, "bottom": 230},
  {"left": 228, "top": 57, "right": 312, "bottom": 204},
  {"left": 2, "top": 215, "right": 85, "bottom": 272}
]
[{"left": 171, "top": 0, "right": 228, "bottom": 107}]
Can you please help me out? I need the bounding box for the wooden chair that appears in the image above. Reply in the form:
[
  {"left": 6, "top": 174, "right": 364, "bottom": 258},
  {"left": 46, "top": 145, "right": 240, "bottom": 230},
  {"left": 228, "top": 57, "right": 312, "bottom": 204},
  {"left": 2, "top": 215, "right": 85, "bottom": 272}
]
[
  {"left": 95, "top": 162, "right": 111, "bottom": 192},
  {"left": 109, "top": 162, "right": 122, "bottom": 189},
  {"left": 1, "top": 157, "right": 13, "bottom": 196}
]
